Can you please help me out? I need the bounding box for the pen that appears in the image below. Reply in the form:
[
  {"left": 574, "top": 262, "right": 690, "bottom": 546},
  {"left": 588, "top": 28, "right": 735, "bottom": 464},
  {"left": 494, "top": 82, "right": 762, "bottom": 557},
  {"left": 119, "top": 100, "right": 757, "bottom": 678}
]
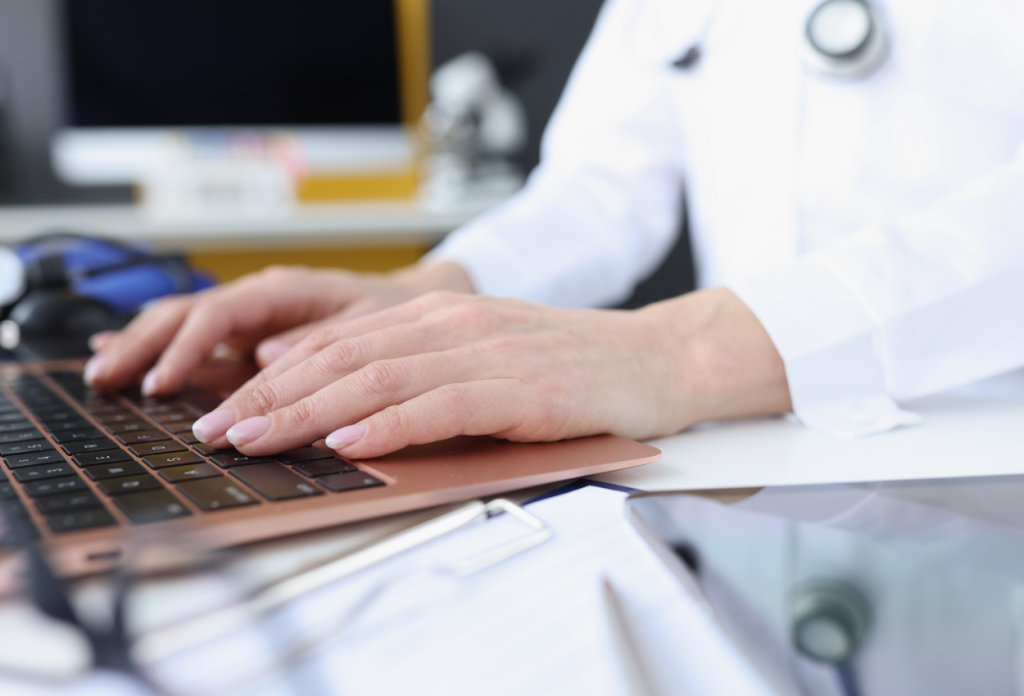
[{"left": 602, "top": 577, "right": 661, "bottom": 696}]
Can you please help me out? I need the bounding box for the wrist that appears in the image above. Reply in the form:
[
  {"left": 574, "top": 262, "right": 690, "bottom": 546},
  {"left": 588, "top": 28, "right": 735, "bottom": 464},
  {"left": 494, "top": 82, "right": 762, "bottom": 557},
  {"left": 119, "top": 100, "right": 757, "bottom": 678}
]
[
  {"left": 389, "top": 260, "right": 476, "bottom": 296},
  {"left": 639, "top": 287, "right": 792, "bottom": 430}
]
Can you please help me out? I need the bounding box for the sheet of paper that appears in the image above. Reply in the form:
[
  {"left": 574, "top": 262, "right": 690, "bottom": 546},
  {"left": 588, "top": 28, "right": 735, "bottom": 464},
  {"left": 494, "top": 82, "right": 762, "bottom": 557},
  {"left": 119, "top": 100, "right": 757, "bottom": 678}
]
[{"left": 128, "top": 485, "right": 776, "bottom": 696}]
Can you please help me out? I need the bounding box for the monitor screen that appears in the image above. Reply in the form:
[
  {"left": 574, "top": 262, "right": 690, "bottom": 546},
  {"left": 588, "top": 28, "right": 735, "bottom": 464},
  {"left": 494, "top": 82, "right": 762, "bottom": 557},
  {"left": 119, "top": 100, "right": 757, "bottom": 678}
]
[{"left": 61, "top": 0, "right": 402, "bottom": 128}]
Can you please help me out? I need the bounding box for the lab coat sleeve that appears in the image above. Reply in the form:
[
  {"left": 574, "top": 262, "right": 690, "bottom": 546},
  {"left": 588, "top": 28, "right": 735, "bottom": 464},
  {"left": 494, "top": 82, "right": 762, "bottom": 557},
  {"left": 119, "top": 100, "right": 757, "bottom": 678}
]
[
  {"left": 426, "top": 0, "right": 686, "bottom": 308},
  {"left": 730, "top": 142, "right": 1024, "bottom": 436}
]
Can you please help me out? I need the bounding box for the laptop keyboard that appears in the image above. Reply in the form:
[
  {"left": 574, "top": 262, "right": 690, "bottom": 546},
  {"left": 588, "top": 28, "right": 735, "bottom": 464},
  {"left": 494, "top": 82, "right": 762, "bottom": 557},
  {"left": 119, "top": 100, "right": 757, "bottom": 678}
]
[{"left": 0, "top": 371, "right": 384, "bottom": 538}]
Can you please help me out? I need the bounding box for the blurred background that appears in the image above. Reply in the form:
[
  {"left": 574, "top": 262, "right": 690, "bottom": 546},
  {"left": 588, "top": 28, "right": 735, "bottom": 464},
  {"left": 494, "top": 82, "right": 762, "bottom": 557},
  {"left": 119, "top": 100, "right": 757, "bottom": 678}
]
[{"left": 0, "top": 0, "right": 684, "bottom": 323}]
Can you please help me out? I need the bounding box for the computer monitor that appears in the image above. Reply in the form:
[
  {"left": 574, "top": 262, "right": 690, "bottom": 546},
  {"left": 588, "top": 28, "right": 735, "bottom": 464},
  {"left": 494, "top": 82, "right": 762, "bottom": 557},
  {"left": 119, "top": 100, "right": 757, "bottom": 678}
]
[{"left": 50, "top": 0, "right": 429, "bottom": 198}]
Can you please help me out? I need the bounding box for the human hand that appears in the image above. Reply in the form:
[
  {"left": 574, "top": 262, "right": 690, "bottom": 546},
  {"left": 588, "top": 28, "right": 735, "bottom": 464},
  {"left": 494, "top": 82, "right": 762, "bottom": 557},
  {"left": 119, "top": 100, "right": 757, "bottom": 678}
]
[
  {"left": 84, "top": 261, "right": 474, "bottom": 396},
  {"left": 190, "top": 288, "right": 791, "bottom": 459}
]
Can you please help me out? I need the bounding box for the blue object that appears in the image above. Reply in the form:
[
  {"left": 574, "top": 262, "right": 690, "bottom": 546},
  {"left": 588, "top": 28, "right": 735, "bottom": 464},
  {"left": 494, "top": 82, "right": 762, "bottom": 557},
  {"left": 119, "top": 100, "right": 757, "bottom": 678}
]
[{"left": 14, "top": 234, "right": 215, "bottom": 314}]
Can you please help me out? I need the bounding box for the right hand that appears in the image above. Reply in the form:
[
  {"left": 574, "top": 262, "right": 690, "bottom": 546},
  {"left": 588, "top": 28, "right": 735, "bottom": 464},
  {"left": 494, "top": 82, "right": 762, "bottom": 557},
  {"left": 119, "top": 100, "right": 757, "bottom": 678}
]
[{"left": 84, "top": 261, "right": 474, "bottom": 396}]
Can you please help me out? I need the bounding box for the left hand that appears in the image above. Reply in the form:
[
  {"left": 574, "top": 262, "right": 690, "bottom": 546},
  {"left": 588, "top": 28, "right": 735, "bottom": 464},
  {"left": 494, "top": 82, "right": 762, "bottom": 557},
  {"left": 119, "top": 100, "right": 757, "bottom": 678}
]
[{"left": 190, "top": 288, "right": 791, "bottom": 459}]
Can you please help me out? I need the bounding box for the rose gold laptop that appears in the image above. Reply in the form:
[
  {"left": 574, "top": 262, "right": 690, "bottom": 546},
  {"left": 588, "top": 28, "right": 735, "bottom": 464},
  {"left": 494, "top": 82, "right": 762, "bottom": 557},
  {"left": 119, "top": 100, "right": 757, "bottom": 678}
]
[{"left": 0, "top": 359, "right": 661, "bottom": 578}]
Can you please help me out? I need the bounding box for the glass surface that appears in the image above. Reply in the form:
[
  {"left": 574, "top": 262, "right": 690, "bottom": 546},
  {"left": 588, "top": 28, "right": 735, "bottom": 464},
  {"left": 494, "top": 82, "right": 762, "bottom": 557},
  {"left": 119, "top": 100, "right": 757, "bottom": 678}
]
[{"left": 629, "top": 475, "right": 1024, "bottom": 696}]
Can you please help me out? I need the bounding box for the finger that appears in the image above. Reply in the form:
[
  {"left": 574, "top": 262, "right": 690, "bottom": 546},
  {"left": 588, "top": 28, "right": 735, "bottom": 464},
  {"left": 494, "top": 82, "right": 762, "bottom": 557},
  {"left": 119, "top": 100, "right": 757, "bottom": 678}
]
[
  {"left": 197, "top": 314, "right": 497, "bottom": 445},
  {"left": 220, "top": 346, "right": 505, "bottom": 456},
  {"left": 253, "top": 300, "right": 372, "bottom": 368},
  {"left": 332, "top": 379, "right": 532, "bottom": 459},
  {"left": 255, "top": 293, "right": 400, "bottom": 367},
  {"left": 196, "top": 297, "right": 514, "bottom": 444},
  {"left": 241, "top": 291, "right": 467, "bottom": 394},
  {"left": 85, "top": 297, "right": 195, "bottom": 390},
  {"left": 88, "top": 331, "right": 118, "bottom": 354},
  {"left": 140, "top": 276, "right": 350, "bottom": 397}
]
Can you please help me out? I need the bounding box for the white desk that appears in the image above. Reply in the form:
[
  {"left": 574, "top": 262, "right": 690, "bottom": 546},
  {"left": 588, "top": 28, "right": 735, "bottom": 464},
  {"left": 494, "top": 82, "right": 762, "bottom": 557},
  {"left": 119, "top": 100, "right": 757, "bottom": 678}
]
[
  {"left": 4, "top": 392, "right": 1024, "bottom": 695},
  {"left": 0, "top": 198, "right": 504, "bottom": 251},
  {"left": 597, "top": 392, "right": 1024, "bottom": 492}
]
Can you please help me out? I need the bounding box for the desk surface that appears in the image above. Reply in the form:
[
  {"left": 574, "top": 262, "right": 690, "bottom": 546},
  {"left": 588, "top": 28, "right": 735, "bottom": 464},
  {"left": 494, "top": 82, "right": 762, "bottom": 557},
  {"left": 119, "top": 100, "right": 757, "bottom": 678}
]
[
  {"left": 4, "top": 392, "right": 1024, "bottom": 695},
  {"left": 597, "top": 392, "right": 1024, "bottom": 492},
  {"left": 0, "top": 198, "right": 504, "bottom": 251}
]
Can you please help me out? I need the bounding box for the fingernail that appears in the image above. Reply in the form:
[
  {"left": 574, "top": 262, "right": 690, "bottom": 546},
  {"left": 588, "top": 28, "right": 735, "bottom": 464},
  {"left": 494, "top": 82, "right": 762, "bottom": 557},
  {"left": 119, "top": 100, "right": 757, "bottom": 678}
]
[
  {"left": 226, "top": 416, "right": 271, "bottom": 447},
  {"left": 83, "top": 354, "right": 107, "bottom": 385},
  {"left": 141, "top": 368, "right": 161, "bottom": 397},
  {"left": 325, "top": 423, "right": 366, "bottom": 450},
  {"left": 257, "top": 340, "right": 291, "bottom": 365},
  {"left": 88, "top": 334, "right": 106, "bottom": 353},
  {"left": 193, "top": 408, "right": 237, "bottom": 442}
]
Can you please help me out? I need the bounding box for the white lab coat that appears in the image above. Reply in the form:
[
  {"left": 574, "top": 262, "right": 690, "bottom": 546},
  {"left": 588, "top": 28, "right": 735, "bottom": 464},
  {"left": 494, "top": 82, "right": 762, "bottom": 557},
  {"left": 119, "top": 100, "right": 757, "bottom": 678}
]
[{"left": 429, "top": 0, "right": 1024, "bottom": 436}]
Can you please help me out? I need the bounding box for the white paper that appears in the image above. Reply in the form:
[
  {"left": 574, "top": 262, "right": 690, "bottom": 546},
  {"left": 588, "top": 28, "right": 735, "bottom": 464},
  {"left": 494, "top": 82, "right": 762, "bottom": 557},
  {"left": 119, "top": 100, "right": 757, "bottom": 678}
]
[{"left": 48, "top": 486, "right": 776, "bottom": 696}]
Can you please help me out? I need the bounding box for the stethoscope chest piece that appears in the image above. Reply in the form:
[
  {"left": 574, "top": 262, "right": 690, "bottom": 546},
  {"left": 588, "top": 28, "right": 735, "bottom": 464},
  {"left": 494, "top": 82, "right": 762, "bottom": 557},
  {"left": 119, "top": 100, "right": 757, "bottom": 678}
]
[{"left": 802, "top": 0, "right": 888, "bottom": 81}]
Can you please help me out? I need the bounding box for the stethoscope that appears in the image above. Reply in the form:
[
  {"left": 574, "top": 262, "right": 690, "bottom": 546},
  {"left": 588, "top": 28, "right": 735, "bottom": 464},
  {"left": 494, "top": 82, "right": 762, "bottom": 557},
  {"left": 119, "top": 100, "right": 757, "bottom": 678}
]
[{"left": 671, "top": 0, "right": 888, "bottom": 81}]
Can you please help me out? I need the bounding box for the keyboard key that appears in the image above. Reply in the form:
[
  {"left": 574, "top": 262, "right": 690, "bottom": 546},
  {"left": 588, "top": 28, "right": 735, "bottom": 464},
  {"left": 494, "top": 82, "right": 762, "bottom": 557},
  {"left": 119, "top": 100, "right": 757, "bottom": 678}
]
[
  {"left": 0, "top": 420, "right": 34, "bottom": 433},
  {"left": 42, "top": 420, "right": 94, "bottom": 433},
  {"left": 177, "top": 477, "right": 259, "bottom": 511},
  {"left": 158, "top": 461, "right": 221, "bottom": 482},
  {"left": 143, "top": 451, "right": 203, "bottom": 469},
  {"left": 0, "top": 440, "right": 54, "bottom": 456},
  {"left": 84, "top": 403, "right": 123, "bottom": 415},
  {"left": 106, "top": 420, "right": 154, "bottom": 434},
  {"left": 230, "top": 463, "right": 323, "bottom": 501},
  {"left": 273, "top": 447, "right": 336, "bottom": 465},
  {"left": 23, "top": 475, "right": 88, "bottom": 497},
  {"left": 317, "top": 471, "right": 386, "bottom": 493},
  {"left": 155, "top": 411, "right": 192, "bottom": 423},
  {"left": 32, "top": 407, "right": 81, "bottom": 421},
  {"left": 0, "top": 429, "right": 44, "bottom": 444},
  {"left": 0, "top": 412, "right": 25, "bottom": 422},
  {"left": 165, "top": 420, "right": 197, "bottom": 434},
  {"left": 13, "top": 461, "right": 76, "bottom": 482},
  {"left": 73, "top": 450, "right": 132, "bottom": 467},
  {"left": 63, "top": 439, "right": 120, "bottom": 455},
  {"left": 84, "top": 461, "right": 147, "bottom": 480},
  {"left": 20, "top": 397, "right": 60, "bottom": 409},
  {"left": 51, "top": 429, "right": 105, "bottom": 443},
  {"left": 293, "top": 459, "right": 357, "bottom": 478},
  {"left": 193, "top": 442, "right": 234, "bottom": 456},
  {"left": 113, "top": 489, "right": 191, "bottom": 524},
  {"left": 47, "top": 508, "right": 117, "bottom": 532},
  {"left": 177, "top": 431, "right": 201, "bottom": 444},
  {"left": 0, "top": 482, "right": 17, "bottom": 499},
  {"left": 3, "top": 450, "right": 67, "bottom": 468},
  {"left": 130, "top": 441, "right": 186, "bottom": 457},
  {"left": 140, "top": 400, "right": 180, "bottom": 414},
  {"left": 96, "top": 474, "right": 162, "bottom": 496},
  {"left": 117, "top": 430, "right": 168, "bottom": 445},
  {"left": 209, "top": 452, "right": 272, "bottom": 468},
  {"left": 35, "top": 491, "right": 103, "bottom": 513},
  {"left": 97, "top": 411, "right": 139, "bottom": 424}
]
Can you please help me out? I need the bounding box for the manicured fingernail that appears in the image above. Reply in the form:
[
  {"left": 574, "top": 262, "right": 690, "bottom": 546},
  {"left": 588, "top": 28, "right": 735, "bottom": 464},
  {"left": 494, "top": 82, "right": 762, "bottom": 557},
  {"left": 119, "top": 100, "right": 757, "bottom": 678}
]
[
  {"left": 325, "top": 423, "right": 366, "bottom": 450},
  {"left": 141, "top": 368, "right": 161, "bottom": 397},
  {"left": 257, "top": 340, "right": 291, "bottom": 365},
  {"left": 193, "top": 408, "right": 237, "bottom": 442},
  {"left": 83, "top": 354, "right": 107, "bottom": 385},
  {"left": 226, "top": 416, "right": 271, "bottom": 446}
]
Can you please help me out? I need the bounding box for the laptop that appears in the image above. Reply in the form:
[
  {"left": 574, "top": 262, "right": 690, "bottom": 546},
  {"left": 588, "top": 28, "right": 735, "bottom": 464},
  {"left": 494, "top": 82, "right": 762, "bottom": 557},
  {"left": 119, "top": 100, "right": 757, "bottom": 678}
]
[{"left": 0, "top": 358, "right": 661, "bottom": 579}]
